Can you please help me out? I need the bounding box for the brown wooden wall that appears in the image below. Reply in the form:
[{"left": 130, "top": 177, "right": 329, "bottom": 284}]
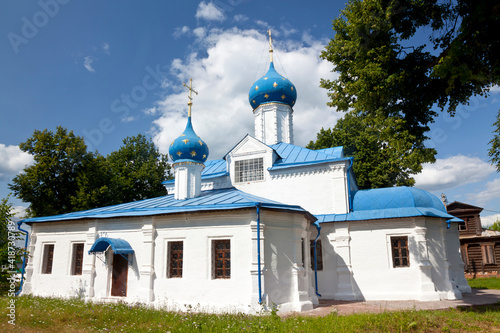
[{"left": 462, "top": 240, "right": 500, "bottom": 274}]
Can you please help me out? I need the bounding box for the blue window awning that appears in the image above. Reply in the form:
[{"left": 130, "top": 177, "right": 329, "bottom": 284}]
[{"left": 88, "top": 237, "right": 134, "bottom": 255}]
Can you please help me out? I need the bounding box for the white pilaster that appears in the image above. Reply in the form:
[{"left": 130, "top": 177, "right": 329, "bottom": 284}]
[
  {"left": 139, "top": 219, "right": 155, "bottom": 302},
  {"left": 333, "top": 222, "right": 358, "bottom": 300},
  {"left": 413, "top": 220, "right": 440, "bottom": 301},
  {"left": 83, "top": 223, "right": 97, "bottom": 299}
]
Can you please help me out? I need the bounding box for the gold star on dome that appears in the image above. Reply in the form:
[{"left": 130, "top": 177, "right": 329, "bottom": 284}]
[
  {"left": 273, "top": 82, "right": 278, "bottom": 87},
  {"left": 190, "top": 151, "right": 197, "bottom": 157},
  {"left": 202, "top": 154, "right": 206, "bottom": 159},
  {"left": 182, "top": 139, "right": 189, "bottom": 144},
  {"left": 281, "top": 94, "right": 286, "bottom": 100},
  {"left": 198, "top": 140, "right": 203, "bottom": 146},
  {"left": 252, "top": 100, "right": 256, "bottom": 104},
  {"left": 282, "top": 78, "right": 286, "bottom": 80},
  {"left": 170, "top": 141, "right": 174, "bottom": 146},
  {"left": 291, "top": 86, "right": 294, "bottom": 91},
  {"left": 264, "top": 77, "right": 268, "bottom": 80},
  {"left": 264, "top": 94, "right": 269, "bottom": 99},
  {"left": 181, "top": 134, "right": 186, "bottom": 136},
  {"left": 255, "top": 86, "right": 259, "bottom": 91},
  {"left": 176, "top": 151, "right": 182, "bottom": 157}
]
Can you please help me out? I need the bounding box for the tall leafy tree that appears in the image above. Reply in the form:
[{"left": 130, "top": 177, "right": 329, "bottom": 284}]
[
  {"left": 489, "top": 109, "right": 500, "bottom": 171},
  {"left": 307, "top": 113, "right": 436, "bottom": 188},
  {"left": 319, "top": 0, "right": 500, "bottom": 173},
  {"left": 10, "top": 128, "right": 172, "bottom": 216},
  {"left": 107, "top": 134, "right": 171, "bottom": 203},
  {"left": 8, "top": 127, "right": 102, "bottom": 217}
]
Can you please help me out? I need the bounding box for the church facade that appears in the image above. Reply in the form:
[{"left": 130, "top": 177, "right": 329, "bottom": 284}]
[{"left": 18, "top": 38, "right": 470, "bottom": 313}]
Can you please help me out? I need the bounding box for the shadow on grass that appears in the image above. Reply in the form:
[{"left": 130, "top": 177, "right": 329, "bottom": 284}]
[{"left": 456, "top": 301, "right": 500, "bottom": 313}]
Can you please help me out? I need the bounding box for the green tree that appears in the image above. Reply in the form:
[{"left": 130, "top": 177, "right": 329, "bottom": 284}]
[
  {"left": 0, "top": 196, "right": 24, "bottom": 295},
  {"left": 320, "top": 0, "right": 500, "bottom": 170},
  {"left": 307, "top": 113, "right": 436, "bottom": 188},
  {"left": 489, "top": 219, "right": 500, "bottom": 231},
  {"left": 70, "top": 154, "right": 115, "bottom": 211},
  {"left": 8, "top": 127, "right": 102, "bottom": 217},
  {"left": 107, "top": 134, "right": 171, "bottom": 203},
  {"left": 489, "top": 109, "right": 500, "bottom": 171},
  {"left": 9, "top": 128, "right": 172, "bottom": 217}
]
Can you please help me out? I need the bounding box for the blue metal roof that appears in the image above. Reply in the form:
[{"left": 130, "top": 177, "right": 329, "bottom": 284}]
[
  {"left": 316, "top": 147, "right": 344, "bottom": 158},
  {"left": 88, "top": 237, "right": 134, "bottom": 255},
  {"left": 21, "top": 188, "right": 315, "bottom": 224},
  {"left": 268, "top": 143, "right": 350, "bottom": 170},
  {"left": 316, "top": 187, "right": 459, "bottom": 223},
  {"left": 164, "top": 143, "right": 348, "bottom": 183}
]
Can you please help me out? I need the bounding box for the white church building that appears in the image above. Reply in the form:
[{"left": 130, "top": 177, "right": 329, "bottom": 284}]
[{"left": 18, "top": 37, "right": 470, "bottom": 313}]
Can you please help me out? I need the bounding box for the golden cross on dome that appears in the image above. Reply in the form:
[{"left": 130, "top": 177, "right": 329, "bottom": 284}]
[
  {"left": 268, "top": 29, "right": 274, "bottom": 62},
  {"left": 183, "top": 78, "right": 198, "bottom": 117}
]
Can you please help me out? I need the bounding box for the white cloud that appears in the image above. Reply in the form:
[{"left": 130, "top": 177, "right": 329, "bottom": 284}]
[
  {"left": 414, "top": 155, "right": 496, "bottom": 191},
  {"left": 102, "top": 42, "right": 110, "bottom": 55},
  {"left": 490, "top": 85, "right": 500, "bottom": 93},
  {"left": 472, "top": 178, "right": 500, "bottom": 205},
  {"left": 121, "top": 116, "right": 136, "bottom": 123},
  {"left": 233, "top": 14, "right": 248, "bottom": 23},
  {"left": 195, "top": 1, "right": 225, "bottom": 22},
  {"left": 12, "top": 205, "right": 29, "bottom": 219},
  {"left": 173, "top": 26, "right": 190, "bottom": 38},
  {"left": 0, "top": 144, "right": 34, "bottom": 181},
  {"left": 149, "top": 28, "right": 340, "bottom": 159},
  {"left": 83, "top": 56, "right": 95, "bottom": 72},
  {"left": 193, "top": 27, "right": 207, "bottom": 40},
  {"left": 481, "top": 213, "right": 500, "bottom": 228}
]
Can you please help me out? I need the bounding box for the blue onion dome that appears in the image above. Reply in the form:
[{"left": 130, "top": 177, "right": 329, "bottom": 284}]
[
  {"left": 248, "top": 61, "right": 297, "bottom": 109},
  {"left": 169, "top": 117, "right": 209, "bottom": 164}
]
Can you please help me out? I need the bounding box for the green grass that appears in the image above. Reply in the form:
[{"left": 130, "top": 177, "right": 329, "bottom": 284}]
[
  {"left": 1, "top": 296, "right": 500, "bottom": 332},
  {"left": 467, "top": 276, "right": 500, "bottom": 290}
]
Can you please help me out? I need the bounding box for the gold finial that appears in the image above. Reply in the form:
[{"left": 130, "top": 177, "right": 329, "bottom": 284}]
[
  {"left": 267, "top": 29, "right": 273, "bottom": 62},
  {"left": 183, "top": 78, "right": 198, "bottom": 117}
]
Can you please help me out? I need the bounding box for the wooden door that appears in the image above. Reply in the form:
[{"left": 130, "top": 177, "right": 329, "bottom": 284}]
[{"left": 111, "top": 254, "right": 128, "bottom": 297}]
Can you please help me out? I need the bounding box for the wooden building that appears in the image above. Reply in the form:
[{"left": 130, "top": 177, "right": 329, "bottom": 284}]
[{"left": 447, "top": 201, "right": 500, "bottom": 276}]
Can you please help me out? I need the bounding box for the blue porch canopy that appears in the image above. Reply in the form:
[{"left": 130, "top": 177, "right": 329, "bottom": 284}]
[{"left": 88, "top": 237, "right": 134, "bottom": 255}]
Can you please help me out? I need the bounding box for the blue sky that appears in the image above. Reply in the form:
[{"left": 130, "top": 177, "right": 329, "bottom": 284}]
[{"left": 1, "top": 1, "right": 499, "bottom": 225}]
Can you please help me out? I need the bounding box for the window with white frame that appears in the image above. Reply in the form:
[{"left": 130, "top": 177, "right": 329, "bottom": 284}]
[
  {"left": 167, "top": 241, "right": 183, "bottom": 278},
  {"left": 212, "top": 239, "right": 230, "bottom": 279},
  {"left": 235, "top": 158, "right": 264, "bottom": 183},
  {"left": 42, "top": 244, "right": 55, "bottom": 274},
  {"left": 71, "top": 243, "right": 84, "bottom": 275},
  {"left": 391, "top": 236, "right": 410, "bottom": 268}
]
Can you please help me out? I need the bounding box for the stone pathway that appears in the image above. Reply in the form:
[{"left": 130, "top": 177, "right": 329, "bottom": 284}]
[{"left": 282, "top": 289, "right": 500, "bottom": 317}]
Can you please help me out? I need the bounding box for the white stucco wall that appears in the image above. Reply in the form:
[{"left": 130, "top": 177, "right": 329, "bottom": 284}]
[
  {"left": 24, "top": 208, "right": 314, "bottom": 314},
  {"left": 315, "top": 217, "right": 463, "bottom": 302}
]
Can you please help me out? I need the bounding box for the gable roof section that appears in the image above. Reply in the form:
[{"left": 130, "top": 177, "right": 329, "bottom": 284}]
[
  {"left": 446, "top": 201, "right": 484, "bottom": 213},
  {"left": 21, "top": 188, "right": 316, "bottom": 224},
  {"left": 268, "top": 142, "right": 350, "bottom": 170},
  {"left": 316, "top": 186, "right": 459, "bottom": 223}
]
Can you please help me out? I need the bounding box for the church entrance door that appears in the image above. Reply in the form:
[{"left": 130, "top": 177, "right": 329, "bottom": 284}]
[{"left": 111, "top": 254, "right": 128, "bottom": 297}]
